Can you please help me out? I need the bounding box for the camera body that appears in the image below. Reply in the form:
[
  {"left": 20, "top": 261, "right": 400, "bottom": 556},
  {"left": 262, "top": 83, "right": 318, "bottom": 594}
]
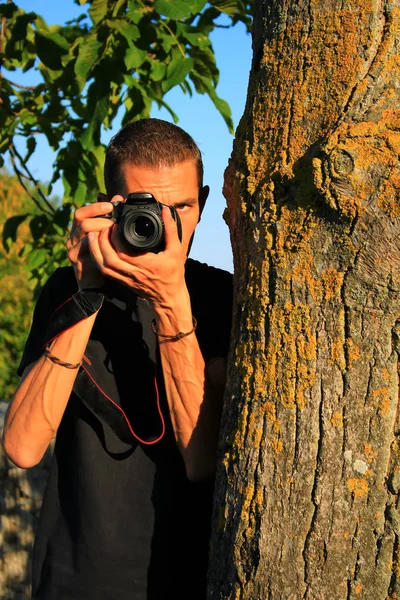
[{"left": 103, "top": 192, "right": 182, "bottom": 253}]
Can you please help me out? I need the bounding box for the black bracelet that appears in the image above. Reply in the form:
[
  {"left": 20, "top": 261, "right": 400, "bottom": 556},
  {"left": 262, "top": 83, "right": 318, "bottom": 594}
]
[
  {"left": 44, "top": 346, "right": 81, "bottom": 369},
  {"left": 151, "top": 317, "right": 197, "bottom": 342}
]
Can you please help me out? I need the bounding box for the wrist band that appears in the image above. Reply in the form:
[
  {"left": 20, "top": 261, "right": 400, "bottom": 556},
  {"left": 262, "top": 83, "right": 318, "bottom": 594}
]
[
  {"left": 44, "top": 346, "right": 81, "bottom": 369},
  {"left": 43, "top": 289, "right": 104, "bottom": 347},
  {"left": 151, "top": 317, "right": 197, "bottom": 342},
  {"left": 73, "top": 289, "right": 104, "bottom": 318}
]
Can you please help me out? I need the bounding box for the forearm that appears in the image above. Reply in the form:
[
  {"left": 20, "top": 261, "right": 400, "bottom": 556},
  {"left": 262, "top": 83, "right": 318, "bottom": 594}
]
[
  {"left": 154, "top": 296, "right": 223, "bottom": 481},
  {"left": 2, "top": 313, "right": 97, "bottom": 468}
]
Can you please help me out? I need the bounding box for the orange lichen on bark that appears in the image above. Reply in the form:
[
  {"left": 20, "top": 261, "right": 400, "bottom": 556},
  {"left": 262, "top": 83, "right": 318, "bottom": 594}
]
[
  {"left": 346, "top": 338, "right": 362, "bottom": 369},
  {"left": 331, "top": 411, "right": 343, "bottom": 428},
  {"left": 364, "top": 443, "right": 377, "bottom": 462},
  {"left": 372, "top": 387, "right": 392, "bottom": 417},
  {"left": 311, "top": 109, "right": 400, "bottom": 223},
  {"left": 272, "top": 438, "right": 283, "bottom": 454},
  {"left": 242, "top": 3, "right": 384, "bottom": 190},
  {"left": 354, "top": 584, "right": 363, "bottom": 595},
  {"left": 347, "top": 477, "right": 369, "bottom": 498},
  {"left": 321, "top": 268, "right": 344, "bottom": 301},
  {"left": 265, "top": 302, "right": 317, "bottom": 410},
  {"left": 377, "top": 173, "right": 400, "bottom": 218}
]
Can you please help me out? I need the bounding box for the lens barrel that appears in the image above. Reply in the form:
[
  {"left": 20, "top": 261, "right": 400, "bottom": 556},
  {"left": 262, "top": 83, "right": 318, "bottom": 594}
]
[{"left": 120, "top": 209, "right": 164, "bottom": 251}]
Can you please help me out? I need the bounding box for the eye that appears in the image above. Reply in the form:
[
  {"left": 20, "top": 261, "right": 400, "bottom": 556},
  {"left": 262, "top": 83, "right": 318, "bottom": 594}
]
[{"left": 175, "top": 203, "right": 191, "bottom": 213}]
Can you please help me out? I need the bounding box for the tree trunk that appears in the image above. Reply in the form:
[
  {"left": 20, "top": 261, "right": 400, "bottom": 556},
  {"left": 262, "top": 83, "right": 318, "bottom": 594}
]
[{"left": 208, "top": 1, "right": 400, "bottom": 599}]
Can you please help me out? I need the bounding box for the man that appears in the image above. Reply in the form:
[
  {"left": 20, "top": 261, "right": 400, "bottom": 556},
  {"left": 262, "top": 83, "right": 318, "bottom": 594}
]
[{"left": 2, "top": 119, "right": 232, "bottom": 599}]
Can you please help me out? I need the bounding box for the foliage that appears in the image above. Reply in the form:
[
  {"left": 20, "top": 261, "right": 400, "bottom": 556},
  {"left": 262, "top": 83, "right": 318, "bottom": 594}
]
[
  {"left": 0, "top": 0, "right": 253, "bottom": 288},
  {"left": 0, "top": 171, "right": 38, "bottom": 400}
]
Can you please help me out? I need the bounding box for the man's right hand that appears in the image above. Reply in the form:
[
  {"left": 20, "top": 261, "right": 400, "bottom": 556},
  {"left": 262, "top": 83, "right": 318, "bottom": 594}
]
[{"left": 66, "top": 198, "right": 119, "bottom": 289}]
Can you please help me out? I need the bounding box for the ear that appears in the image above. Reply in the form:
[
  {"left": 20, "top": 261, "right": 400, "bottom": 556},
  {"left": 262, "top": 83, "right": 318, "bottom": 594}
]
[{"left": 198, "top": 185, "right": 209, "bottom": 222}]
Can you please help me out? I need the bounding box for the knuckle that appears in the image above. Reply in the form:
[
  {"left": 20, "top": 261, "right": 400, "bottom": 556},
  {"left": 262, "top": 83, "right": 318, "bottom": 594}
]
[
  {"left": 74, "top": 207, "right": 85, "bottom": 222},
  {"left": 80, "top": 219, "right": 92, "bottom": 233}
]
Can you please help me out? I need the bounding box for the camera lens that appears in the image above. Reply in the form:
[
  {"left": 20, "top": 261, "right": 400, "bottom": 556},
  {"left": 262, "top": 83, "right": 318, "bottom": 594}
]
[
  {"left": 133, "top": 217, "right": 155, "bottom": 239},
  {"left": 121, "top": 209, "right": 163, "bottom": 251}
]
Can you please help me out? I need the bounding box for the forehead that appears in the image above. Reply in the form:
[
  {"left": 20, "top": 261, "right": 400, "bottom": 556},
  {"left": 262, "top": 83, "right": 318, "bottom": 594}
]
[{"left": 119, "top": 160, "right": 199, "bottom": 197}]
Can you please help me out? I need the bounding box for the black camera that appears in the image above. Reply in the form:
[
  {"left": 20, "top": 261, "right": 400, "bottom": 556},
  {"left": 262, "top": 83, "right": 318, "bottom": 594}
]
[{"left": 101, "top": 192, "right": 182, "bottom": 253}]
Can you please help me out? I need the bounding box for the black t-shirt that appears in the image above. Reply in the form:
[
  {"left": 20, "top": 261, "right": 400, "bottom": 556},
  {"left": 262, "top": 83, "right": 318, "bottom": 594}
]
[{"left": 19, "top": 259, "right": 232, "bottom": 600}]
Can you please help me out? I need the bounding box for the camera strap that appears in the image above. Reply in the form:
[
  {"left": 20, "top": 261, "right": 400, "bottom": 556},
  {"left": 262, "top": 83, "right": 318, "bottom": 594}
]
[
  {"left": 42, "top": 289, "right": 166, "bottom": 446},
  {"left": 43, "top": 290, "right": 104, "bottom": 347}
]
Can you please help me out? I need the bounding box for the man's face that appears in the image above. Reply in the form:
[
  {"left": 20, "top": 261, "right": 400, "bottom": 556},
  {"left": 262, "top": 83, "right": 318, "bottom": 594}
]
[{"left": 118, "top": 160, "right": 204, "bottom": 256}]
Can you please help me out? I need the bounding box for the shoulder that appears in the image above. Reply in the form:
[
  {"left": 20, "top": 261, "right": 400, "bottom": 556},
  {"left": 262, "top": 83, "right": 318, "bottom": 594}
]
[
  {"left": 185, "top": 259, "right": 233, "bottom": 360},
  {"left": 185, "top": 258, "right": 232, "bottom": 298},
  {"left": 17, "top": 267, "right": 78, "bottom": 376},
  {"left": 38, "top": 266, "right": 78, "bottom": 314}
]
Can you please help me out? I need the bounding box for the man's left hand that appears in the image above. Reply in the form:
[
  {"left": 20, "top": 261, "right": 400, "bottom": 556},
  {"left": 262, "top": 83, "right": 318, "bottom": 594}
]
[{"left": 88, "top": 205, "right": 188, "bottom": 308}]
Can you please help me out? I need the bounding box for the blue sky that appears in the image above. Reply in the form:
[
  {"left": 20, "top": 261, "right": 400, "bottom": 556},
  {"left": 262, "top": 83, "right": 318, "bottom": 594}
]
[{"left": 12, "top": 1, "right": 253, "bottom": 272}]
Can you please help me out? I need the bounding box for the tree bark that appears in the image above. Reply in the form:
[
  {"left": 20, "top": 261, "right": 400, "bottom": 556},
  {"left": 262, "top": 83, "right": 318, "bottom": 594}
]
[{"left": 208, "top": 1, "right": 400, "bottom": 599}]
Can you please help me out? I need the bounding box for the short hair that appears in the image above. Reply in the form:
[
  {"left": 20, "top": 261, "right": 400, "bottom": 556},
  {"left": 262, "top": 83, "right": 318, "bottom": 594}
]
[{"left": 104, "top": 118, "right": 203, "bottom": 196}]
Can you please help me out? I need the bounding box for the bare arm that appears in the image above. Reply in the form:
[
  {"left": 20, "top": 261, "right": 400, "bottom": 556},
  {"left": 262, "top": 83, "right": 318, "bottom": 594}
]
[
  {"left": 2, "top": 314, "right": 98, "bottom": 468},
  {"left": 154, "top": 296, "right": 227, "bottom": 481},
  {"left": 2, "top": 201, "right": 114, "bottom": 468},
  {"left": 88, "top": 208, "right": 228, "bottom": 481}
]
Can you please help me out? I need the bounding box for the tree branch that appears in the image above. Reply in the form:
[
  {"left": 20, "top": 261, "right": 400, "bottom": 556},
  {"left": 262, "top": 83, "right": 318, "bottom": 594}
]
[
  {"left": 0, "top": 73, "right": 38, "bottom": 91},
  {"left": 9, "top": 144, "right": 56, "bottom": 215},
  {"left": 137, "top": 0, "right": 187, "bottom": 59}
]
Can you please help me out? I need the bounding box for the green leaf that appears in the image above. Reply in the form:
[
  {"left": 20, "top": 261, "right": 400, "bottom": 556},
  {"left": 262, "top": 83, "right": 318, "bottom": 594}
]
[
  {"left": 80, "top": 95, "right": 109, "bottom": 149},
  {"left": 90, "top": 145, "right": 106, "bottom": 190},
  {"left": 18, "top": 108, "right": 37, "bottom": 126},
  {"left": 190, "top": 72, "right": 234, "bottom": 133},
  {"left": 156, "top": 98, "right": 179, "bottom": 123},
  {"left": 149, "top": 59, "right": 167, "bottom": 82},
  {"left": 2, "top": 214, "right": 29, "bottom": 252},
  {"left": 27, "top": 248, "right": 47, "bottom": 270},
  {"left": 89, "top": 0, "right": 109, "bottom": 24},
  {"left": 35, "top": 30, "right": 69, "bottom": 70},
  {"left": 0, "top": 2, "right": 18, "bottom": 18},
  {"left": 190, "top": 47, "right": 219, "bottom": 85},
  {"left": 154, "top": 0, "right": 192, "bottom": 20},
  {"left": 112, "top": 0, "right": 127, "bottom": 17},
  {"left": 24, "top": 137, "right": 37, "bottom": 164},
  {"left": 207, "top": 87, "right": 234, "bottom": 133},
  {"left": 210, "top": 0, "right": 243, "bottom": 18},
  {"left": 75, "top": 36, "right": 104, "bottom": 82},
  {"left": 30, "top": 215, "right": 49, "bottom": 241},
  {"left": 159, "top": 33, "right": 174, "bottom": 54},
  {"left": 108, "top": 19, "right": 140, "bottom": 44},
  {"left": 124, "top": 45, "right": 146, "bottom": 70},
  {"left": 182, "top": 31, "right": 210, "bottom": 49},
  {"left": 186, "top": 0, "right": 208, "bottom": 12},
  {"left": 72, "top": 180, "right": 88, "bottom": 208},
  {"left": 162, "top": 57, "right": 193, "bottom": 92},
  {"left": 127, "top": 1, "right": 144, "bottom": 23}
]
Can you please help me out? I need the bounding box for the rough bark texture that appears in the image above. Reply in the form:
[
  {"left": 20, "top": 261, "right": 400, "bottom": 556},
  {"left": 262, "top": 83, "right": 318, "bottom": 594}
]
[{"left": 208, "top": 1, "right": 400, "bottom": 599}]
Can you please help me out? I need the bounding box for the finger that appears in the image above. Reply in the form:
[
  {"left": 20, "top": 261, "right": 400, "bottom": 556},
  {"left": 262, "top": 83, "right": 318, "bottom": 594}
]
[
  {"left": 89, "top": 228, "right": 135, "bottom": 283},
  {"left": 111, "top": 194, "right": 126, "bottom": 204},
  {"left": 69, "top": 217, "right": 114, "bottom": 248},
  {"left": 72, "top": 201, "right": 114, "bottom": 228},
  {"left": 161, "top": 206, "right": 180, "bottom": 251},
  {"left": 67, "top": 233, "right": 88, "bottom": 265}
]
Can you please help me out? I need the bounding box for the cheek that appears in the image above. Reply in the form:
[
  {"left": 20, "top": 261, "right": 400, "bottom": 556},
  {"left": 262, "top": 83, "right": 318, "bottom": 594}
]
[{"left": 179, "top": 214, "right": 198, "bottom": 243}]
